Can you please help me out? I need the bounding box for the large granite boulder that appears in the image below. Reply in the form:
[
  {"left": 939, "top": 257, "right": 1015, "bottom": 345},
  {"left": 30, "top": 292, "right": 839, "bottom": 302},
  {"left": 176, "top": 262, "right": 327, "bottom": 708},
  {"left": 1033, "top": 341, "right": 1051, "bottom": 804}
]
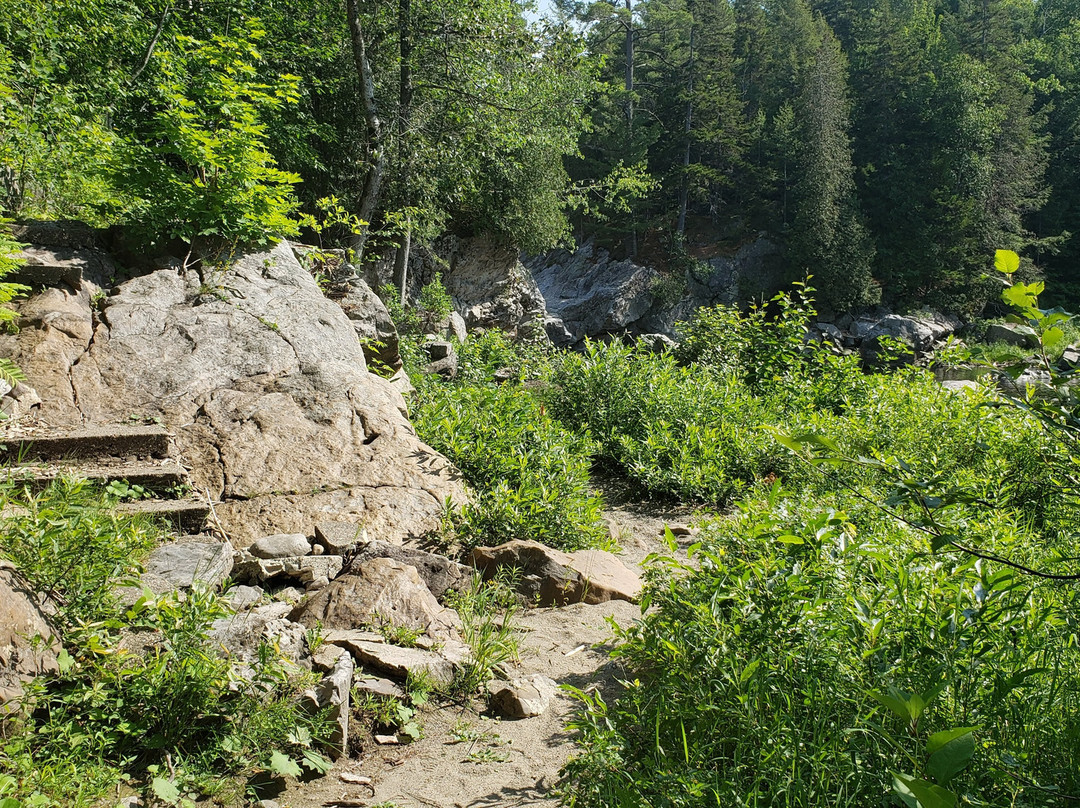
[{"left": 0, "top": 238, "right": 466, "bottom": 546}]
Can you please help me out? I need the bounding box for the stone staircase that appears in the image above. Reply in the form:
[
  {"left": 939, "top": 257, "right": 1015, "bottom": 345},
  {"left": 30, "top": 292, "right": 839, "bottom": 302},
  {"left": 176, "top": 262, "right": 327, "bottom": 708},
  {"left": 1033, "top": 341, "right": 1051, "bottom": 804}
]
[{"left": 0, "top": 423, "right": 211, "bottom": 533}]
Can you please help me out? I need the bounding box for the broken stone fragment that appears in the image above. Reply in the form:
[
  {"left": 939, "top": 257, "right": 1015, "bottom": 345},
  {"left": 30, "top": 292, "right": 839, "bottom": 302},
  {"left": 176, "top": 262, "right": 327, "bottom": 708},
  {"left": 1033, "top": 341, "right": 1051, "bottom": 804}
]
[
  {"left": 488, "top": 674, "right": 558, "bottom": 719},
  {"left": 353, "top": 674, "right": 405, "bottom": 700},
  {"left": 314, "top": 521, "right": 368, "bottom": 554},
  {"left": 232, "top": 553, "right": 343, "bottom": 585},
  {"left": 316, "top": 651, "right": 353, "bottom": 759}
]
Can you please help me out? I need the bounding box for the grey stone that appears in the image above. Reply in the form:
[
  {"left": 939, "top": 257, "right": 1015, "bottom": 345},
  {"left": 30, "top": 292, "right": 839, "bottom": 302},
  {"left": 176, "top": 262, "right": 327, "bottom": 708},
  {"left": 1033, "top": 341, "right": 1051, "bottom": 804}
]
[
  {"left": 940, "top": 379, "right": 983, "bottom": 393},
  {"left": 985, "top": 322, "right": 1040, "bottom": 349},
  {"left": 328, "top": 269, "right": 402, "bottom": 371},
  {"left": 346, "top": 540, "right": 475, "bottom": 601},
  {"left": 225, "top": 584, "right": 265, "bottom": 611},
  {"left": 315, "top": 521, "right": 368, "bottom": 554},
  {"left": 316, "top": 651, "right": 353, "bottom": 759},
  {"left": 312, "top": 643, "right": 348, "bottom": 673},
  {"left": 208, "top": 603, "right": 310, "bottom": 669},
  {"left": 423, "top": 340, "right": 454, "bottom": 361},
  {"left": 422, "top": 354, "right": 458, "bottom": 379},
  {"left": 145, "top": 539, "right": 234, "bottom": 590},
  {"left": 250, "top": 533, "right": 311, "bottom": 559},
  {"left": 291, "top": 557, "right": 459, "bottom": 640},
  {"left": 488, "top": 674, "right": 557, "bottom": 719},
  {"left": 353, "top": 675, "right": 405, "bottom": 699},
  {"left": 233, "top": 553, "right": 343, "bottom": 585}
]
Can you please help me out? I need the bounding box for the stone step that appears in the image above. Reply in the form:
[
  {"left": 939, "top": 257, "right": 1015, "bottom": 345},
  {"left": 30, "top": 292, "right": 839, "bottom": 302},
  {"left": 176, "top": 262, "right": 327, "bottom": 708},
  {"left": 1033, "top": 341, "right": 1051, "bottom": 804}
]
[
  {"left": 0, "top": 425, "right": 171, "bottom": 460},
  {"left": 5, "top": 461, "right": 186, "bottom": 493},
  {"left": 118, "top": 498, "right": 211, "bottom": 532},
  {"left": 10, "top": 246, "right": 88, "bottom": 288}
]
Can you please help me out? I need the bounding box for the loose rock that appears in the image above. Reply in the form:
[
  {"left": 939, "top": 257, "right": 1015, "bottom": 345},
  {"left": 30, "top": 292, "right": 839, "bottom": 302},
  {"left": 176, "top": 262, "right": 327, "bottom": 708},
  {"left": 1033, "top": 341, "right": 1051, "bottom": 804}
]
[
  {"left": 290, "top": 557, "right": 459, "bottom": 640},
  {"left": 470, "top": 540, "right": 642, "bottom": 606},
  {"left": 249, "top": 533, "right": 311, "bottom": 560},
  {"left": 488, "top": 674, "right": 558, "bottom": 719}
]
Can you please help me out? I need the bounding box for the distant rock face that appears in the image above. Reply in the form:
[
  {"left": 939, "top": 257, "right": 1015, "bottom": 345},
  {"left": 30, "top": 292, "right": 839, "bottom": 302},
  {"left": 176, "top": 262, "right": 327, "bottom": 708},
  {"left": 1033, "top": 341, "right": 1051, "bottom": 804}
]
[
  {"left": 526, "top": 235, "right": 782, "bottom": 346},
  {"left": 0, "top": 236, "right": 466, "bottom": 546},
  {"left": 441, "top": 236, "right": 547, "bottom": 336}
]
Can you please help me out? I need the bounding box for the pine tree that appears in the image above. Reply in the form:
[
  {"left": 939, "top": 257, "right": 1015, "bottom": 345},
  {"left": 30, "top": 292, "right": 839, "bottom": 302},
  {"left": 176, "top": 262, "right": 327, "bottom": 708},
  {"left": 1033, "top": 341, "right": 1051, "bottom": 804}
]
[{"left": 788, "top": 20, "right": 877, "bottom": 312}]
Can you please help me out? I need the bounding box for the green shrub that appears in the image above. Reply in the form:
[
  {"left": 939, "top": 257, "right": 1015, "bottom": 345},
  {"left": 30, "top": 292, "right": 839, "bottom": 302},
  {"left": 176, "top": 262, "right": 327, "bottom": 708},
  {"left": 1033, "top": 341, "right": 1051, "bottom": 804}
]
[
  {"left": 546, "top": 341, "right": 789, "bottom": 504},
  {"left": 0, "top": 477, "right": 161, "bottom": 628},
  {"left": 562, "top": 493, "right": 1080, "bottom": 808},
  {"left": 411, "top": 384, "right": 608, "bottom": 550},
  {"left": 0, "top": 480, "right": 332, "bottom": 806},
  {"left": 114, "top": 22, "right": 302, "bottom": 248}
]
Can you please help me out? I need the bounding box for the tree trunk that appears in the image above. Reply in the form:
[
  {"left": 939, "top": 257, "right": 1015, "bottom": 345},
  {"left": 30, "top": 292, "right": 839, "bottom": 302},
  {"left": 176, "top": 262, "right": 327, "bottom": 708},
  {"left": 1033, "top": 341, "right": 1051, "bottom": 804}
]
[
  {"left": 625, "top": 0, "right": 637, "bottom": 257},
  {"left": 677, "top": 24, "right": 695, "bottom": 235},
  {"left": 346, "top": 0, "right": 385, "bottom": 263},
  {"left": 393, "top": 222, "right": 411, "bottom": 306},
  {"left": 393, "top": 0, "right": 414, "bottom": 305}
]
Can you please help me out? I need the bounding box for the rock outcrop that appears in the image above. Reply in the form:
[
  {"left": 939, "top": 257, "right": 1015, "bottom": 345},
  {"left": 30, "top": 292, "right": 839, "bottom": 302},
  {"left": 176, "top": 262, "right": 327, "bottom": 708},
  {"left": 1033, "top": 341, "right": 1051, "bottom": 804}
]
[
  {"left": 1, "top": 235, "right": 467, "bottom": 546},
  {"left": 526, "top": 235, "right": 783, "bottom": 346}
]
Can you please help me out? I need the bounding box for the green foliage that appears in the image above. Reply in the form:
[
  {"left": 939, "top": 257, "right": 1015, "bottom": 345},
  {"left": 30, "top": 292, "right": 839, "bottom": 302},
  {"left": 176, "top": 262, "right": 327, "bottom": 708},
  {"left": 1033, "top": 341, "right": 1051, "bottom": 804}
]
[
  {"left": 417, "top": 273, "right": 453, "bottom": 321},
  {"left": 0, "top": 222, "right": 29, "bottom": 385},
  {"left": 412, "top": 383, "right": 608, "bottom": 551},
  {"left": 0, "top": 477, "right": 161, "bottom": 629},
  {"left": 562, "top": 494, "right": 1080, "bottom": 807},
  {"left": 446, "top": 574, "right": 521, "bottom": 695},
  {"left": 381, "top": 274, "right": 453, "bottom": 336},
  {"left": 0, "top": 479, "right": 332, "bottom": 806},
  {"left": 114, "top": 23, "right": 302, "bottom": 248}
]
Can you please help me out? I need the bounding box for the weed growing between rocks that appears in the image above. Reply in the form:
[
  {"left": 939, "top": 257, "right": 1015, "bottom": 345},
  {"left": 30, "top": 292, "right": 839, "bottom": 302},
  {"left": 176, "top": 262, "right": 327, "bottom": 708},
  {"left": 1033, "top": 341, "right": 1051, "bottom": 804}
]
[
  {"left": 446, "top": 574, "right": 521, "bottom": 697},
  {"left": 0, "top": 480, "right": 333, "bottom": 807}
]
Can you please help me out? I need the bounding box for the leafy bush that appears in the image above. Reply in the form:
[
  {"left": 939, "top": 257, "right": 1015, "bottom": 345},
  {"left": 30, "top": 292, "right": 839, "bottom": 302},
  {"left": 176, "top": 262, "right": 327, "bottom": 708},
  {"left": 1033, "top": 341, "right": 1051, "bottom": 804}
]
[
  {"left": 0, "top": 480, "right": 332, "bottom": 806},
  {"left": 114, "top": 22, "right": 302, "bottom": 248},
  {"left": 1, "top": 477, "right": 161, "bottom": 628},
  {"left": 411, "top": 384, "right": 608, "bottom": 550},
  {"left": 546, "top": 341, "right": 789, "bottom": 504},
  {"left": 0, "top": 222, "right": 30, "bottom": 384},
  {"left": 562, "top": 492, "right": 1080, "bottom": 808}
]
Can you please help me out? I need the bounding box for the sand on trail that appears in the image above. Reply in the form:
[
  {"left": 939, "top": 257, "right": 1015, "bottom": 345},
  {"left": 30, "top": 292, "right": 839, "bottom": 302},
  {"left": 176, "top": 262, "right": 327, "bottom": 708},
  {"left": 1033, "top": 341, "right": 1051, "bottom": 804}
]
[{"left": 282, "top": 488, "right": 701, "bottom": 808}]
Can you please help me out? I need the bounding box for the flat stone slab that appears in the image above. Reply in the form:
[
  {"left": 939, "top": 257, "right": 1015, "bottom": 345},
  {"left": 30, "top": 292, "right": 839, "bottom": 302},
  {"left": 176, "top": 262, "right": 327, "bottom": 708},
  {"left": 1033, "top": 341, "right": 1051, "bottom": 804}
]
[
  {"left": 346, "top": 640, "right": 455, "bottom": 686},
  {"left": 7, "top": 460, "right": 185, "bottom": 492},
  {"left": 118, "top": 498, "right": 210, "bottom": 532},
  {"left": 145, "top": 539, "right": 234, "bottom": 590},
  {"left": 0, "top": 424, "right": 171, "bottom": 460}
]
